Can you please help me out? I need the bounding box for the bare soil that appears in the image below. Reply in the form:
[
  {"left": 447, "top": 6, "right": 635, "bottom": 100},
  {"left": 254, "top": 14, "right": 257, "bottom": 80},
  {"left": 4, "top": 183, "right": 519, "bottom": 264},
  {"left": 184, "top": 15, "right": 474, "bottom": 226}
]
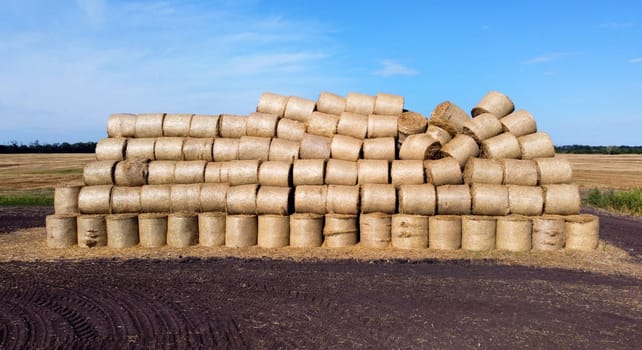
[{"left": 0, "top": 207, "right": 641, "bottom": 349}]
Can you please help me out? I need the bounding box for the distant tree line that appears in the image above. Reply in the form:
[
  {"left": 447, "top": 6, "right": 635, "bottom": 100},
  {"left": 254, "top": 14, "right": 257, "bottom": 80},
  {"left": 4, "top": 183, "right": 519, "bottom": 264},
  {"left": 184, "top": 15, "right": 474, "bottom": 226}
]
[
  {"left": 0, "top": 141, "right": 96, "bottom": 153},
  {"left": 555, "top": 145, "right": 642, "bottom": 154}
]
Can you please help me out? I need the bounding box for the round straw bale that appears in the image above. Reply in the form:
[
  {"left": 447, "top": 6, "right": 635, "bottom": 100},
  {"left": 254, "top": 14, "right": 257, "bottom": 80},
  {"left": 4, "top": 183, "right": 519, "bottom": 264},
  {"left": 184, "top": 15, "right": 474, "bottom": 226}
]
[
  {"left": 391, "top": 214, "right": 429, "bottom": 249},
  {"left": 323, "top": 214, "right": 358, "bottom": 247},
  {"left": 198, "top": 212, "right": 226, "bottom": 247},
  {"left": 204, "top": 162, "right": 224, "bottom": 183},
  {"left": 463, "top": 158, "right": 504, "bottom": 184},
  {"left": 276, "top": 118, "right": 306, "bottom": 142},
  {"left": 507, "top": 185, "right": 544, "bottom": 216},
  {"left": 480, "top": 132, "right": 521, "bottom": 159},
  {"left": 293, "top": 159, "right": 325, "bottom": 185},
  {"left": 428, "top": 101, "right": 470, "bottom": 136},
  {"left": 337, "top": 112, "right": 368, "bottom": 139},
  {"left": 471, "top": 183, "right": 509, "bottom": 216},
  {"left": 532, "top": 215, "right": 565, "bottom": 251},
  {"left": 542, "top": 184, "right": 581, "bottom": 215},
  {"left": 299, "top": 134, "right": 331, "bottom": 159},
  {"left": 140, "top": 185, "right": 171, "bottom": 213},
  {"left": 441, "top": 134, "right": 480, "bottom": 168},
  {"left": 107, "top": 113, "right": 137, "bottom": 138},
  {"left": 518, "top": 132, "right": 555, "bottom": 159},
  {"left": 226, "top": 160, "right": 260, "bottom": 186},
  {"left": 424, "top": 157, "right": 463, "bottom": 186},
  {"left": 138, "top": 213, "right": 167, "bottom": 248},
  {"left": 461, "top": 215, "right": 496, "bottom": 251},
  {"left": 256, "top": 186, "right": 292, "bottom": 215},
  {"left": 471, "top": 91, "right": 515, "bottom": 118},
  {"left": 258, "top": 161, "right": 292, "bottom": 187},
  {"left": 76, "top": 214, "right": 107, "bottom": 248},
  {"left": 110, "top": 186, "right": 142, "bottom": 214},
  {"left": 294, "top": 185, "right": 327, "bottom": 214},
  {"left": 114, "top": 159, "right": 149, "bottom": 186},
  {"left": 125, "top": 139, "right": 155, "bottom": 162},
  {"left": 398, "top": 111, "right": 427, "bottom": 140},
  {"left": 246, "top": 112, "right": 279, "bottom": 138},
  {"left": 284, "top": 96, "right": 316, "bottom": 122},
  {"left": 399, "top": 134, "right": 440, "bottom": 160},
  {"left": 496, "top": 215, "right": 532, "bottom": 252},
  {"left": 330, "top": 135, "right": 362, "bottom": 161},
  {"left": 317, "top": 91, "right": 345, "bottom": 115},
  {"left": 106, "top": 214, "right": 139, "bottom": 248},
  {"left": 289, "top": 213, "right": 324, "bottom": 247},
  {"left": 345, "top": 92, "right": 375, "bottom": 115},
  {"left": 78, "top": 185, "right": 113, "bottom": 214},
  {"left": 54, "top": 183, "right": 82, "bottom": 214},
  {"left": 166, "top": 212, "right": 198, "bottom": 247},
  {"left": 425, "top": 125, "right": 452, "bottom": 146},
  {"left": 171, "top": 184, "right": 202, "bottom": 213},
  {"left": 238, "top": 136, "right": 271, "bottom": 161},
  {"left": 84, "top": 160, "right": 116, "bottom": 185},
  {"left": 189, "top": 114, "right": 220, "bottom": 138},
  {"left": 534, "top": 157, "right": 573, "bottom": 184},
  {"left": 564, "top": 214, "right": 599, "bottom": 251},
  {"left": 257, "top": 92, "right": 288, "bottom": 117},
  {"left": 182, "top": 138, "right": 214, "bottom": 161},
  {"left": 362, "top": 137, "right": 396, "bottom": 160},
  {"left": 95, "top": 138, "right": 127, "bottom": 161},
  {"left": 147, "top": 161, "right": 176, "bottom": 185},
  {"left": 258, "top": 215, "right": 290, "bottom": 248},
  {"left": 428, "top": 215, "right": 461, "bottom": 250},
  {"left": 326, "top": 185, "right": 360, "bottom": 215},
  {"left": 398, "top": 184, "right": 436, "bottom": 216},
  {"left": 501, "top": 159, "right": 538, "bottom": 186},
  {"left": 374, "top": 93, "right": 404, "bottom": 116},
  {"left": 154, "top": 137, "right": 185, "bottom": 160},
  {"left": 268, "top": 138, "right": 300, "bottom": 162},
  {"left": 213, "top": 138, "right": 240, "bottom": 162},
  {"left": 163, "top": 113, "right": 193, "bottom": 137},
  {"left": 307, "top": 111, "right": 340, "bottom": 137},
  {"left": 367, "top": 114, "right": 398, "bottom": 138},
  {"left": 173, "top": 160, "right": 207, "bottom": 184},
  {"left": 225, "top": 214, "right": 258, "bottom": 247},
  {"left": 226, "top": 184, "right": 258, "bottom": 215},
  {"left": 500, "top": 110, "right": 536, "bottom": 137},
  {"left": 436, "top": 185, "right": 471, "bottom": 215},
  {"left": 199, "top": 183, "right": 229, "bottom": 212},
  {"left": 360, "top": 184, "right": 396, "bottom": 214},
  {"left": 463, "top": 113, "right": 503, "bottom": 142},
  {"left": 46, "top": 214, "right": 78, "bottom": 248},
  {"left": 391, "top": 160, "right": 424, "bottom": 188},
  {"left": 357, "top": 159, "right": 389, "bottom": 184},
  {"left": 325, "top": 159, "right": 358, "bottom": 185},
  {"left": 219, "top": 114, "right": 248, "bottom": 138},
  {"left": 359, "top": 213, "right": 391, "bottom": 248},
  {"left": 135, "top": 113, "right": 165, "bottom": 138}
]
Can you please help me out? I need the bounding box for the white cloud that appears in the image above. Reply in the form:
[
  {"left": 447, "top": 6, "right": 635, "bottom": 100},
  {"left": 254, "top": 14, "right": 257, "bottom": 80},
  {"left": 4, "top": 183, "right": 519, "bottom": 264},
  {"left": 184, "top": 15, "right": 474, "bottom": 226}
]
[
  {"left": 628, "top": 57, "right": 642, "bottom": 64},
  {"left": 373, "top": 60, "right": 419, "bottom": 77},
  {"left": 522, "top": 52, "right": 580, "bottom": 64},
  {"left": 75, "top": 0, "right": 106, "bottom": 27}
]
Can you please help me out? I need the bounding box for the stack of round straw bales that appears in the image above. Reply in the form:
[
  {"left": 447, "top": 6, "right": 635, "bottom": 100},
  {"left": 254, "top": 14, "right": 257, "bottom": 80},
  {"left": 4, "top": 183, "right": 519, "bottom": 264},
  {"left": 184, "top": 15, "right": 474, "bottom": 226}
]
[{"left": 47, "top": 90, "right": 598, "bottom": 252}]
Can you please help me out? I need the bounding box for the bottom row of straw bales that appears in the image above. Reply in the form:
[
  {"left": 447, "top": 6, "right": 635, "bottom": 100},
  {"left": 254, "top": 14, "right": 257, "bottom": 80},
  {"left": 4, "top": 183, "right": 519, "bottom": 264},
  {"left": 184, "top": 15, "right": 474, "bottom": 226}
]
[{"left": 47, "top": 212, "right": 599, "bottom": 251}]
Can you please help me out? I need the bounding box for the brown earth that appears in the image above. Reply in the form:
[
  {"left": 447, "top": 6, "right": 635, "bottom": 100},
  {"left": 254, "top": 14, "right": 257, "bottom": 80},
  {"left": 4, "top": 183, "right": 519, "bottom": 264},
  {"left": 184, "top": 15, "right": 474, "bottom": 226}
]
[{"left": 0, "top": 207, "right": 641, "bottom": 349}]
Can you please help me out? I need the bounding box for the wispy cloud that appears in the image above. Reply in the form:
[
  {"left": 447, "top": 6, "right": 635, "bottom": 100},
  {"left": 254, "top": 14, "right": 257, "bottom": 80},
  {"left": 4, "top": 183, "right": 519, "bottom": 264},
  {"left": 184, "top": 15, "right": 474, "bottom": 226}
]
[
  {"left": 373, "top": 60, "right": 419, "bottom": 77},
  {"left": 628, "top": 57, "right": 642, "bottom": 64},
  {"left": 522, "top": 52, "right": 581, "bottom": 64},
  {"left": 600, "top": 21, "right": 634, "bottom": 29},
  {"left": 75, "top": 0, "right": 106, "bottom": 27}
]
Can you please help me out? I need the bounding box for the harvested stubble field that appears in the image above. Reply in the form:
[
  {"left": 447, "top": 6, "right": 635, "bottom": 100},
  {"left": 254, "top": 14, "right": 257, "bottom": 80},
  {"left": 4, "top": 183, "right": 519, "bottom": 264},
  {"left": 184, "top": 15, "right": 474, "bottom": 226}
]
[{"left": 1, "top": 153, "right": 641, "bottom": 348}]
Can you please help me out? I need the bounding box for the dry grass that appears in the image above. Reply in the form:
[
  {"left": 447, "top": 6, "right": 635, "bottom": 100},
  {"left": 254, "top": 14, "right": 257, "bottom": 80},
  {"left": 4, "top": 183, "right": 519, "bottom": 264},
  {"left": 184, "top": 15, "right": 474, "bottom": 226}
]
[
  {"left": 3, "top": 227, "right": 639, "bottom": 278},
  {"left": 559, "top": 154, "right": 642, "bottom": 190}
]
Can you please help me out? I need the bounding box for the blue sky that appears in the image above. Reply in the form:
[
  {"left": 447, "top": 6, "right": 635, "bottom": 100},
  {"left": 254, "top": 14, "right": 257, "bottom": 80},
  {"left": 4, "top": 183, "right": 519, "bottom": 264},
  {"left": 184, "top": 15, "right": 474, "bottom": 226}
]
[{"left": 1, "top": 0, "right": 640, "bottom": 145}]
